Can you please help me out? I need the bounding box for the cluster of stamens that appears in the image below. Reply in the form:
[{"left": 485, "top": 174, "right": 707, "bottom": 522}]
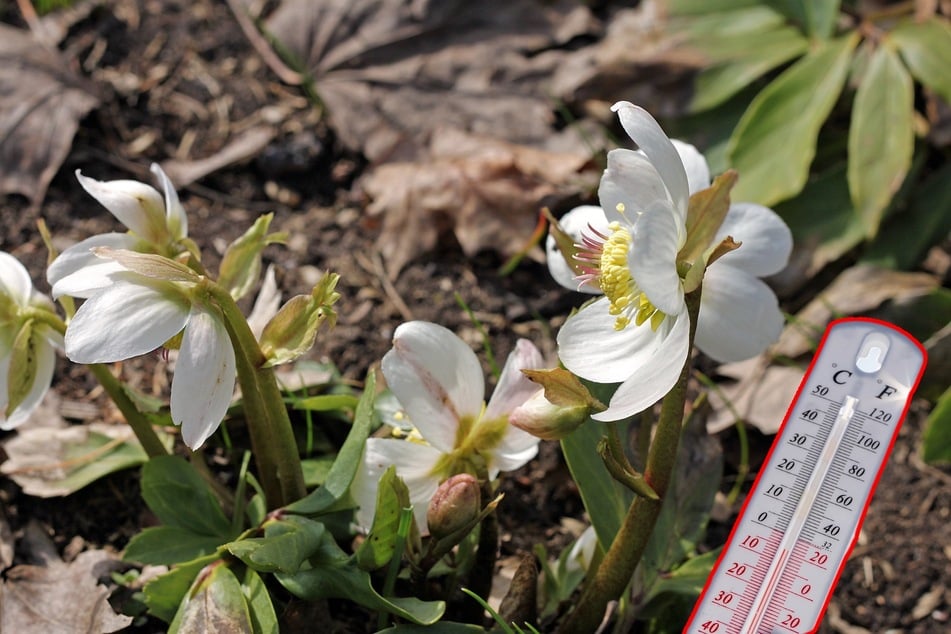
[{"left": 574, "top": 218, "right": 665, "bottom": 332}]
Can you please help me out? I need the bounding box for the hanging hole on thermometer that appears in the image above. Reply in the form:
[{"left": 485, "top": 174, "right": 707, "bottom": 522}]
[{"left": 855, "top": 332, "right": 891, "bottom": 373}]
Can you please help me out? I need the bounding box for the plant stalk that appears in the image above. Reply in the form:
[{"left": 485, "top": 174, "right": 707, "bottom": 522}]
[
  {"left": 558, "top": 288, "right": 701, "bottom": 634},
  {"left": 206, "top": 280, "right": 306, "bottom": 509}
]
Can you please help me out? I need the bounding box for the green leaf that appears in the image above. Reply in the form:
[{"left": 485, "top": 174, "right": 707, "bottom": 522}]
[
  {"left": 140, "top": 455, "right": 233, "bottom": 538},
  {"left": 355, "top": 466, "right": 412, "bottom": 570},
  {"left": 227, "top": 515, "right": 327, "bottom": 574},
  {"left": 285, "top": 372, "right": 376, "bottom": 514},
  {"left": 6, "top": 320, "right": 38, "bottom": 416},
  {"left": 292, "top": 393, "right": 360, "bottom": 412},
  {"left": 890, "top": 17, "right": 951, "bottom": 103},
  {"left": 669, "top": 0, "right": 761, "bottom": 15},
  {"left": 922, "top": 388, "right": 951, "bottom": 465},
  {"left": 727, "top": 33, "right": 859, "bottom": 206},
  {"left": 560, "top": 413, "right": 634, "bottom": 552},
  {"left": 143, "top": 554, "right": 220, "bottom": 623},
  {"left": 764, "top": 0, "right": 841, "bottom": 39},
  {"left": 691, "top": 28, "right": 808, "bottom": 112},
  {"left": 124, "top": 526, "right": 226, "bottom": 565},
  {"left": 847, "top": 45, "right": 914, "bottom": 237},
  {"left": 636, "top": 549, "right": 723, "bottom": 626},
  {"left": 863, "top": 162, "right": 951, "bottom": 270},
  {"left": 275, "top": 527, "right": 445, "bottom": 625},
  {"left": 241, "top": 568, "right": 279, "bottom": 634},
  {"left": 775, "top": 164, "right": 865, "bottom": 275},
  {"left": 301, "top": 457, "right": 334, "bottom": 488},
  {"left": 169, "top": 562, "right": 253, "bottom": 634},
  {"left": 673, "top": 5, "right": 786, "bottom": 38}
]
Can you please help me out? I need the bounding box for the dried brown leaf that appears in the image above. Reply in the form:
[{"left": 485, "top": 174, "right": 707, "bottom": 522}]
[
  {"left": 0, "top": 24, "right": 99, "bottom": 207},
  {"left": 0, "top": 523, "right": 130, "bottom": 633},
  {"left": 266, "top": 0, "right": 599, "bottom": 163},
  {"left": 707, "top": 356, "right": 805, "bottom": 435},
  {"left": 363, "top": 127, "right": 593, "bottom": 275}
]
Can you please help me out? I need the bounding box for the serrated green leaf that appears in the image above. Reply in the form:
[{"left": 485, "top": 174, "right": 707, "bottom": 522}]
[
  {"left": 863, "top": 161, "right": 951, "bottom": 270},
  {"left": 848, "top": 45, "right": 914, "bottom": 237},
  {"left": 285, "top": 372, "right": 376, "bottom": 514},
  {"left": 764, "top": 0, "right": 841, "bottom": 39},
  {"left": 169, "top": 563, "right": 253, "bottom": 634},
  {"left": 691, "top": 29, "right": 808, "bottom": 112},
  {"left": 124, "top": 526, "right": 226, "bottom": 565},
  {"left": 890, "top": 17, "right": 951, "bottom": 103},
  {"left": 241, "top": 568, "right": 278, "bottom": 634},
  {"left": 143, "top": 554, "right": 220, "bottom": 623},
  {"left": 355, "top": 466, "right": 411, "bottom": 570},
  {"left": 728, "top": 33, "right": 859, "bottom": 206},
  {"left": 922, "top": 387, "right": 951, "bottom": 465},
  {"left": 227, "top": 515, "right": 327, "bottom": 574},
  {"left": 140, "top": 455, "right": 233, "bottom": 538},
  {"left": 272, "top": 522, "right": 444, "bottom": 625}
]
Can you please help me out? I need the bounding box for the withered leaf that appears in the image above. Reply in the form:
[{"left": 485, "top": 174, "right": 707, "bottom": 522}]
[{"left": 0, "top": 24, "right": 100, "bottom": 207}]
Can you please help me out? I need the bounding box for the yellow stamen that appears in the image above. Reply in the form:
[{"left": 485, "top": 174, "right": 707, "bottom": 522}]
[{"left": 598, "top": 222, "right": 667, "bottom": 331}]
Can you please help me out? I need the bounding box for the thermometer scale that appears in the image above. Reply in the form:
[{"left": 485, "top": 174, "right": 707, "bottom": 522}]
[{"left": 685, "top": 317, "right": 927, "bottom": 634}]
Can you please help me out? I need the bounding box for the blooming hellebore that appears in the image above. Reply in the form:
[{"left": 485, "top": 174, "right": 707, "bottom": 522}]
[
  {"left": 352, "top": 321, "right": 544, "bottom": 535},
  {"left": 62, "top": 248, "right": 235, "bottom": 449},
  {"left": 47, "top": 163, "right": 193, "bottom": 300},
  {"left": 0, "top": 252, "right": 63, "bottom": 430},
  {"left": 548, "top": 101, "right": 792, "bottom": 421}
]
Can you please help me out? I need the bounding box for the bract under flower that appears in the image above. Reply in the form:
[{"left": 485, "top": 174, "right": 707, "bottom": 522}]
[
  {"left": 352, "top": 321, "right": 543, "bottom": 534},
  {"left": 550, "top": 102, "right": 791, "bottom": 421}
]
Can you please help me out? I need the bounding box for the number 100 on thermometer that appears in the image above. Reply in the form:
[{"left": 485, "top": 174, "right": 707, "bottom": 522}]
[{"left": 685, "top": 318, "right": 927, "bottom": 634}]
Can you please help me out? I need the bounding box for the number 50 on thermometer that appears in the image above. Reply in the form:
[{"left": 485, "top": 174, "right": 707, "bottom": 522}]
[{"left": 685, "top": 318, "right": 927, "bottom": 634}]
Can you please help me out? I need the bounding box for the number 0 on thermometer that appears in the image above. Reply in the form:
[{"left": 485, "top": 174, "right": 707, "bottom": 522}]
[{"left": 685, "top": 317, "right": 927, "bottom": 634}]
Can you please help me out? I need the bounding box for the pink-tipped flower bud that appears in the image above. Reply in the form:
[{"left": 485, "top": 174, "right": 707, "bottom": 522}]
[
  {"left": 509, "top": 388, "right": 588, "bottom": 440},
  {"left": 426, "top": 473, "right": 481, "bottom": 539}
]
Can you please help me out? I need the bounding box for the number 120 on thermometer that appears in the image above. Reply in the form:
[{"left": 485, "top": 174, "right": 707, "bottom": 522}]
[{"left": 685, "top": 318, "right": 927, "bottom": 634}]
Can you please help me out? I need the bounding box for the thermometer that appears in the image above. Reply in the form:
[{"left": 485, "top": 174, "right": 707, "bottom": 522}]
[{"left": 685, "top": 317, "right": 927, "bottom": 634}]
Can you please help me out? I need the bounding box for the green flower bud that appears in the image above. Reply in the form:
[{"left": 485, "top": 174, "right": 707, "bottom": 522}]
[
  {"left": 258, "top": 273, "right": 340, "bottom": 367},
  {"left": 509, "top": 388, "right": 588, "bottom": 440},
  {"left": 426, "top": 473, "right": 481, "bottom": 540}
]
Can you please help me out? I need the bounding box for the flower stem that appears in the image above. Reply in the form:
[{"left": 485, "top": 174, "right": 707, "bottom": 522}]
[
  {"left": 558, "top": 288, "right": 701, "bottom": 634},
  {"left": 205, "top": 280, "right": 306, "bottom": 509},
  {"left": 86, "top": 363, "right": 169, "bottom": 458}
]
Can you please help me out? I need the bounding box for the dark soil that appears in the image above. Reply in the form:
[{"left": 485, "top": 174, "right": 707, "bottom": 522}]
[{"left": 1, "top": 1, "right": 948, "bottom": 633}]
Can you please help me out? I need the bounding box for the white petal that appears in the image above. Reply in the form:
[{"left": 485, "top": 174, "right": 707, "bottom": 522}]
[
  {"left": 491, "top": 424, "right": 540, "bottom": 476},
  {"left": 592, "top": 312, "right": 690, "bottom": 421},
  {"left": 713, "top": 202, "right": 793, "bottom": 277},
  {"left": 65, "top": 279, "right": 190, "bottom": 364},
  {"left": 247, "top": 264, "right": 281, "bottom": 339},
  {"left": 695, "top": 264, "right": 785, "bottom": 363},
  {"left": 611, "top": 102, "right": 689, "bottom": 221},
  {"left": 599, "top": 149, "right": 669, "bottom": 225},
  {"left": 171, "top": 308, "right": 236, "bottom": 449},
  {"left": 352, "top": 439, "right": 443, "bottom": 535},
  {"left": 671, "top": 139, "right": 711, "bottom": 195},
  {"left": 76, "top": 170, "right": 167, "bottom": 244},
  {"left": 557, "top": 297, "right": 678, "bottom": 383},
  {"left": 151, "top": 163, "right": 188, "bottom": 240},
  {"left": 381, "top": 321, "right": 485, "bottom": 452},
  {"left": 546, "top": 205, "right": 606, "bottom": 294},
  {"left": 630, "top": 201, "right": 685, "bottom": 316},
  {"left": 0, "top": 335, "right": 56, "bottom": 430},
  {"left": 47, "top": 233, "right": 140, "bottom": 299},
  {"left": 0, "top": 251, "right": 33, "bottom": 307},
  {"left": 485, "top": 339, "right": 544, "bottom": 420}
]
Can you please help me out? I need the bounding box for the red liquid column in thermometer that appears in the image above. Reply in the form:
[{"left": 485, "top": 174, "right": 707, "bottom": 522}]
[{"left": 684, "top": 318, "right": 927, "bottom": 634}]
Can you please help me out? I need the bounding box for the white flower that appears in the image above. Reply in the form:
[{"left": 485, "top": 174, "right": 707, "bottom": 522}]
[
  {"left": 352, "top": 321, "right": 543, "bottom": 534},
  {"left": 62, "top": 251, "right": 234, "bottom": 449},
  {"left": 549, "top": 102, "right": 792, "bottom": 421},
  {"left": 0, "top": 252, "right": 62, "bottom": 430},
  {"left": 48, "top": 164, "right": 189, "bottom": 300}
]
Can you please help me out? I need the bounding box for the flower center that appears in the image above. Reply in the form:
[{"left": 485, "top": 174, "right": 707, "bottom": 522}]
[{"left": 598, "top": 222, "right": 665, "bottom": 331}]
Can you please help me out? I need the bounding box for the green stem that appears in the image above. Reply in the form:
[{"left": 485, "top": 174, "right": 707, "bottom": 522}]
[
  {"left": 27, "top": 308, "right": 168, "bottom": 458},
  {"left": 87, "top": 364, "right": 169, "bottom": 458},
  {"left": 558, "top": 288, "right": 702, "bottom": 634},
  {"left": 204, "top": 280, "right": 306, "bottom": 509}
]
